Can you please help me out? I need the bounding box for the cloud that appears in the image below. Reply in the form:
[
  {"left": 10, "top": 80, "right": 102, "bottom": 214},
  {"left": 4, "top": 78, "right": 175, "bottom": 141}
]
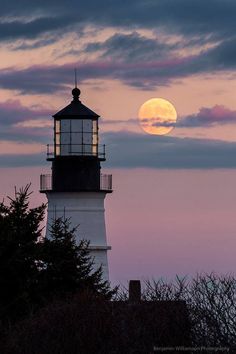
[
  {"left": 179, "top": 105, "right": 236, "bottom": 127},
  {"left": 0, "top": 66, "right": 71, "bottom": 94},
  {"left": 1, "top": 0, "right": 236, "bottom": 43},
  {"left": 0, "top": 153, "right": 45, "bottom": 167},
  {"left": 103, "top": 105, "right": 236, "bottom": 130},
  {"left": 84, "top": 32, "right": 176, "bottom": 62},
  {"left": 0, "top": 130, "right": 236, "bottom": 169},
  {"left": 15, "top": 119, "right": 52, "bottom": 128},
  {"left": 1, "top": 31, "right": 236, "bottom": 93},
  {"left": 0, "top": 99, "right": 51, "bottom": 124},
  {"left": 0, "top": 57, "right": 213, "bottom": 93},
  {"left": 0, "top": 15, "right": 75, "bottom": 41},
  {"left": 0, "top": 99, "right": 52, "bottom": 142},
  {"left": 102, "top": 105, "right": 236, "bottom": 130},
  {"left": 12, "top": 36, "right": 61, "bottom": 50},
  {"left": 103, "top": 131, "right": 236, "bottom": 169},
  {"left": 0, "top": 141, "right": 43, "bottom": 155},
  {"left": 100, "top": 118, "right": 138, "bottom": 125}
]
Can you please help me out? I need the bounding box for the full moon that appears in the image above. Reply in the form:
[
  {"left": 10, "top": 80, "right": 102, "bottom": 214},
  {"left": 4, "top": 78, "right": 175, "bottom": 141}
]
[{"left": 138, "top": 98, "right": 177, "bottom": 135}]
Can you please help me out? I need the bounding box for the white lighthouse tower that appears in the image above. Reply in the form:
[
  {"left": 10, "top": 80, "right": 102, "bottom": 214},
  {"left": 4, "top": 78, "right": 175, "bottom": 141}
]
[{"left": 40, "top": 86, "right": 112, "bottom": 280}]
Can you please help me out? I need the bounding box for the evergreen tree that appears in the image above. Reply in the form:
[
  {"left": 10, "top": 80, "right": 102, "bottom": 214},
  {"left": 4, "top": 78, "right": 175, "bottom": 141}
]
[
  {"left": 0, "top": 185, "right": 115, "bottom": 324},
  {"left": 0, "top": 185, "right": 46, "bottom": 320},
  {"left": 39, "top": 217, "right": 115, "bottom": 300}
]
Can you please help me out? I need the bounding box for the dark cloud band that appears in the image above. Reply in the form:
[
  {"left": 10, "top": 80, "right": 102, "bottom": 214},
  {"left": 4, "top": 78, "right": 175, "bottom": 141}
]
[
  {"left": 104, "top": 132, "right": 236, "bottom": 169},
  {"left": 1, "top": 131, "right": 236, "bottom": 169},
  {"left": 1, "top": 0, "right": 236, "bottom": 41}
]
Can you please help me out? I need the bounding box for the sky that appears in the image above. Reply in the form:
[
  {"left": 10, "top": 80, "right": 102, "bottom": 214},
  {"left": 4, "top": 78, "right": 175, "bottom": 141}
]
[{"left": 0, "top": 0, "right": 236, "bottom": 284}]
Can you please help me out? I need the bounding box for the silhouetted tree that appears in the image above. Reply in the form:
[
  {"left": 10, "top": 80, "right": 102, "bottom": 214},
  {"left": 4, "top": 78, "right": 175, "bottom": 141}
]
[
  {"left": 1, "top": 288, "right": 189, "bottom": 354},
  {"left": 38, "top": 217, "right": 115, "bottom": 301},
  {"left": 0, "top": 185, "right": 46, "bottom": 321},
  {"left": 0, "top": 186, "right": 115, "bottom": 325},
  {"left": 143, "top": 274, "right": 236, "bottom": 349}
]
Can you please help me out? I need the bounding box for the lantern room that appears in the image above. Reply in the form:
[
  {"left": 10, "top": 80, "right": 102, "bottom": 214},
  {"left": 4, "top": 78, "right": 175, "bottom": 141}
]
[{"left": 52, "top": 87, "right": 101, "bottom": 159}]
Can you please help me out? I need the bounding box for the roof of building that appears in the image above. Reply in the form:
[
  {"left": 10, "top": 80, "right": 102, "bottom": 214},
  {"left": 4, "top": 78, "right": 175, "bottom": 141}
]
[{"left": 53, "top": 87, "right": 100, "bottom": 119}]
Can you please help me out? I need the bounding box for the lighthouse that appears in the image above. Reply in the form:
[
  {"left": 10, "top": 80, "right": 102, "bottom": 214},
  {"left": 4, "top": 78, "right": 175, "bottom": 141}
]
[{"left": 40, "top": 86, "right": 112, "bottom": 280}]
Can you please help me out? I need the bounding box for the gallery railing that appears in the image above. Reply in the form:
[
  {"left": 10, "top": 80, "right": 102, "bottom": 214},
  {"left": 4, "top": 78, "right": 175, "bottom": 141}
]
[
  {"left": 40, "top": 173, "right": 112, "bottom": 192},
  {"left": 46, "top": 143, "right": 106, "bottom": 159}
]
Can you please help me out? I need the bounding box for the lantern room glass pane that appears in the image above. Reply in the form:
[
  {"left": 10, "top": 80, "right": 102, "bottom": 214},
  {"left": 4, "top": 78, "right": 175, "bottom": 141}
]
[
  {"left": 83, "top": 133, "right": 92, "bottom": 145},
  {"left": 92, "top": 132, "right": 98, "bottom": 145},
  {"left": 71, "top": 133, "right": 82, "bottom": 154},
  {"left": 83, "top": 120, "right": 92, "bottom": 132},
  {"left": 55, "top": 133, "right": 60, "bottom": 145},
  {"left": 83, "top": 120, "right": 93, "bottom": 154},
  {"left": 61, "top": 133, "right": 70, "bottom": 144},
  {"left": 71, "top": 132, "right": 82, "bottom": 144},
  {"left": 71, "top": 120, "right": 82, "bottom": 131},
  {"left": 56, "top": 145, "right": 60, "bottom": 155},
  {"left": 92, "top": 142, "right": 97, "bottom": 155},
  {"left": 60, "top": 132, "right": 70, "bottom": 155},
  {"left": 61, "top": 144, "right": 70, "bottom": 155},
  {"left": 71, "top": 144, "right": 82, "bottom": 154},
  {"left": 83, "top": 134, "right": 92, "bottom": 154},
  {"left": 61, "top": 120, "right": 70, "bottom": 132},
  {"left": 84, "top": 144, "right": 92, "bottom": 154},
  {"left": 55, "top": 120, "right": 60, "bottom": 133},
  {"left": 83, "top": 133, "right": 92, "bottom": 144},
  {"left": 93, "top": 120, "right": 98, "bottom": 133}
]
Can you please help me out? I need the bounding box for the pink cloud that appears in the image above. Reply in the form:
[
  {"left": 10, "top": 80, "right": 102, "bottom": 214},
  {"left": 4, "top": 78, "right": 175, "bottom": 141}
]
[
  {"left": 0, "top": 99, "right": 51, "bottom": 124},
  {"left": 179, "top": 105, "right": 236, "bottom": 127}
]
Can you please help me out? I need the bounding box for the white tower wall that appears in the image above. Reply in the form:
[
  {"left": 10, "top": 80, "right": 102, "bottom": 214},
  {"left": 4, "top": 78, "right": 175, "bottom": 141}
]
[{"left": 45, "top": 191, "right": 111, "bottom": 280}]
